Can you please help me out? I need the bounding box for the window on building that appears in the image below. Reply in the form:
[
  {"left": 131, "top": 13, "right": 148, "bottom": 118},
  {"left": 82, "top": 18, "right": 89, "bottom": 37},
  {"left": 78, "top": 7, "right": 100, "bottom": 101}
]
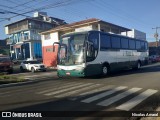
[
  {"left": 136, "top": 41, "right": 141, "bottom": 50},
  {"left": 24, "top": 33, "right": 29, "bottom": 40},
  {"left": 121, "top": 38, "right": 129, "bottom": 49},
  {"left": 44, "top": 33, "right": 51, "bottom": 40},
  {"left": 129, "top": 39, "right": 135, "bottom": 49},
  {"left": 111, "top": 36, "right": 121, "bottom": 49},
  {"left": 100, "top": 33, "right": 111, "bottom": 50}
]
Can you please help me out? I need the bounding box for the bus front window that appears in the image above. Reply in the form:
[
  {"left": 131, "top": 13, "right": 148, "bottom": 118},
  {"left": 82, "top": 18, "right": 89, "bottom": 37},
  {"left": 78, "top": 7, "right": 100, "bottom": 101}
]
[{"left": 58, "top": 34, "right": 86, "bottom": 65}]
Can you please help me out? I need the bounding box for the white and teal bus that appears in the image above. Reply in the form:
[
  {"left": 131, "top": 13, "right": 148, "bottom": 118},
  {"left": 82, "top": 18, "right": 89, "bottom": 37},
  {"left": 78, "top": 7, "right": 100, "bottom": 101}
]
[{"left": 54, "top": 30, "right": 148, "bottom": 77}]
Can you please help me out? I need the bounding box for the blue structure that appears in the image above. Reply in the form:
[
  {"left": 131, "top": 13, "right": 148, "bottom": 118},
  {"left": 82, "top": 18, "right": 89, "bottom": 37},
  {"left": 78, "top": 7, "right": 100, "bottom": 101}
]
[{"left": 5, "top": 12, "right": 66, "bottom": 60}]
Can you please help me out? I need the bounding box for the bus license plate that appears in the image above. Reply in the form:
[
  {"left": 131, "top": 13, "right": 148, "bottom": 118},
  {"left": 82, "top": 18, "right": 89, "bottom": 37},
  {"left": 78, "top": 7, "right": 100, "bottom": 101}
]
[{"left": 66, "top": 72, "right": 70, "bottom": 75}]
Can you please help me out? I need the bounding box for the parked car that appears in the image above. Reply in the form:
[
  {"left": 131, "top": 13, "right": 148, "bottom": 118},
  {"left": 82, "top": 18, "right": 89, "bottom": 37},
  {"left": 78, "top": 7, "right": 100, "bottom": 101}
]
[
  {"left": 20, "top": 59, "right": 46, "bottom": 73},
  {"left": 0, "top": 55, "right": 13, "bottom": 74},
  {"left": 155, "top": 56, "right": 160, "bottom": 62},
  {"left": 149, "top": 55, "right": 159, "bottom": 63}
]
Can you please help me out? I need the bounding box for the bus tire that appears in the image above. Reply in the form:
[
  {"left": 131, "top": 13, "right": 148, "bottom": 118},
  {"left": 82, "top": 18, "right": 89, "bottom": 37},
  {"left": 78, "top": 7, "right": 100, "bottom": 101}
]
[
  {"left": 57, "top": 73, "right": 63, "bottom": 78},
  {"left": 8, "top": 69, "right": 13, "bottom": 74},
  {"left": 133, "top": 61, "right": 141, "bottom": 70},
  {"left": 20, "top": 66, "right": 24, "bottom": 72},
  {"left": 101, "top": 65, "right": 110, "bottom": 76},
  {"left": 31, "top": 67, "right": 35, "bottom": 73}
]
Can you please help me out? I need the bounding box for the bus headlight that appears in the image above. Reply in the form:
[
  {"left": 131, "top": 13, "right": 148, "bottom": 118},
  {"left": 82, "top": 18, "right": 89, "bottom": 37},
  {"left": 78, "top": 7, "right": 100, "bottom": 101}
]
[
  {"left": 76, "top": 67, "right": 84, "bottom": 71},
  {"left": 57, "top": 65, "right": 62, "bottom": 70}
]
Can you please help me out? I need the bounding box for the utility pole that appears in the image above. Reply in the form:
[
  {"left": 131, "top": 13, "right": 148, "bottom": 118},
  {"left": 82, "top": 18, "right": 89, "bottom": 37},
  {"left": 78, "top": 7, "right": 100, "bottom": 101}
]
[{"left": 152, "top": 27, "right": 160, "bottom": 47}]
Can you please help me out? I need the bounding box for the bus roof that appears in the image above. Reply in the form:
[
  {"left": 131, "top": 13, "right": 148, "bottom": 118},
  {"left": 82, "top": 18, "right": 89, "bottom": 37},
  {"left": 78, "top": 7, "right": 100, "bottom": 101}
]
[{"left": 61, "top": 30, "right": 147, "bottom": 42}]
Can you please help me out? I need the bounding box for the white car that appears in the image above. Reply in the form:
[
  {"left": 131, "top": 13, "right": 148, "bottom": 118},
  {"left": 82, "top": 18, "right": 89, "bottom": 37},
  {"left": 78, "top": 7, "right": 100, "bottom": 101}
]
[{"left": 20, "top": 60, "right": 46, "bottom": 73}]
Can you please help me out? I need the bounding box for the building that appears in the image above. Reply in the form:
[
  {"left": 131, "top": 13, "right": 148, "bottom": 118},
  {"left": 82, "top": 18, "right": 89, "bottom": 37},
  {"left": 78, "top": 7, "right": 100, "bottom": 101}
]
[
  {"left": 40, "top": 18, "right": 135, "bottom": 67},
  {"left": 5, "top": 12, "right": 66, "bottom": 60},
  {"left": 121, "top": 29, "right": 146, "bottom": 40},
  {"left": 148, "top": 41, "right": 160, "bottom": 55}
]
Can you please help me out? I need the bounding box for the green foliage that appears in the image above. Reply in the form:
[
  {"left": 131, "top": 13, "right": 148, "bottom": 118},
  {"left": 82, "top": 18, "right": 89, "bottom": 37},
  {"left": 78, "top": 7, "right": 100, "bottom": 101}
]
[
  {"left": 0, "top": 49, "right": 9, "bottom": 55},
  {"left": 0, "top": 75, "right": 25, "bottom": 84}
]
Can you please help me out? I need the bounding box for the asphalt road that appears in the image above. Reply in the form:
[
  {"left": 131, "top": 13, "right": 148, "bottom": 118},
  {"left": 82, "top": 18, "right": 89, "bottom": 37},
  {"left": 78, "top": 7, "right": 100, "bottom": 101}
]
[{"left": 1, "top": 63, "right": 160, "bottom": 120}]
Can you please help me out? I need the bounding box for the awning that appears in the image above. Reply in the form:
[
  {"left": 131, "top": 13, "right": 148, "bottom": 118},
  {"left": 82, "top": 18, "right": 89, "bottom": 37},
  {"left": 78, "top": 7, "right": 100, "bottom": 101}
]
[{"left": 13, "top": 43, "right": 23, "bottom": 48}]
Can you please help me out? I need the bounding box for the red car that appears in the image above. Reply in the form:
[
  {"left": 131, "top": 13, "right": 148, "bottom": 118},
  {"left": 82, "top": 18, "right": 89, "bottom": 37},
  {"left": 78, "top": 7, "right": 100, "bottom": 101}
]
[
  {"left": 0, "top": 55, "right": 13, "bottom": 74},
  {"left": 155, "top": 57, "right": 160, "bottom": 62}
]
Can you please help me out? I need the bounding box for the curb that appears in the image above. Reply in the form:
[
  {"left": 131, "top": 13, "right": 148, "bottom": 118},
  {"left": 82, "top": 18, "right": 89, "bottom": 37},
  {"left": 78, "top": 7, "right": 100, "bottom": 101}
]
[
  {"left": 0, "top": 79, "right": 40, "bottom": 88},
  {"left": 0, "top": 77, "right": 58, "bottom": 88},
  {"left": 0, "top": 70, "right": 58, "bottom": 88}
]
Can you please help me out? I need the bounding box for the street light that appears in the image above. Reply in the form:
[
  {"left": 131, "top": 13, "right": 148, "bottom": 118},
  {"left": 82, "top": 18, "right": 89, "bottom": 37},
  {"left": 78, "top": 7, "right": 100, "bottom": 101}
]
[{"left": 152, "top": 27, "right": 160, "bottom": 47}]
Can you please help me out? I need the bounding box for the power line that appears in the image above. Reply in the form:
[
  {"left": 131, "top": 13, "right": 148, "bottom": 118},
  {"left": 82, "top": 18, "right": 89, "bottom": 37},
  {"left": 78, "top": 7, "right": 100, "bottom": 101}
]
[
  {"left": 0, "top": 0, "right": 79, "bottom": 23},
  {"left": 101, "top": 0, "right": 154, "bottom": 28},
  {"left": 0, "top": 9, "right": 31, "bottom": 18},
  {"left": 1, "top": 0, "right": 47, "bottom": 14},
  {"left": 0, "top": 0, "right": 39, "bottom": 19},
  {"left": 88, "top": 0, "right": 152, "bottom": 30},
  {"left": 37, "top": 0, "right": 93, "bottom": 22},
  {"left": 0, "top": 4, "right": 17, "bottom": 10},
  {"left": 37, "top": 0, "right": 93, "bottom": 23},
  {"left": 13, "top": 0, "right": 49, "bottom": 12},
  {"left": 6, "top": 0, "right": 36, "bottom": 9},
  {"left": 0, "top": 0, "right": 93, "bottom": 24}
]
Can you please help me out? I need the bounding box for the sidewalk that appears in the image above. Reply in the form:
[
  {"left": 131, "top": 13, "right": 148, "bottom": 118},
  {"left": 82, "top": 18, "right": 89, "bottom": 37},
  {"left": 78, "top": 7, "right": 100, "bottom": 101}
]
[{"left": 0, "top": 66, "right": 58, "bottom": 87}]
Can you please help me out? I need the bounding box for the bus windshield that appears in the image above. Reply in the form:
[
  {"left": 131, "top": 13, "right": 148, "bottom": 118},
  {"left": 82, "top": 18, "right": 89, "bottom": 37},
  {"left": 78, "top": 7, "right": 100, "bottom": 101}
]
[{"left": 58, "top": 34, "right": 86, "bottom": 65}]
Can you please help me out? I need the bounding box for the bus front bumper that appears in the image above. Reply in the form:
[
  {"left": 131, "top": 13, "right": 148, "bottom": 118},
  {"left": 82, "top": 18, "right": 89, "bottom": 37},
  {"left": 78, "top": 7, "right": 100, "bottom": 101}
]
[{"left": 57, "top": 69, "right": 85, "bottom": 77}]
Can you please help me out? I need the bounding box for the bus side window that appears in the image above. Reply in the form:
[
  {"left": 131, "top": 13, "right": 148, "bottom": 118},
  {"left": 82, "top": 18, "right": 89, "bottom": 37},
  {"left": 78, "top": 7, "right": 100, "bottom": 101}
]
[
  {"left": 129, "top": 39, "right": 136, "bottom": 49},
  {"left": 111, "top": 36, "right": 121, "bottom": 49},
  {"left": 141, "top": 42, "right": 145, "bottom": 50},
  {"left": 136, "top": 41, "right": 141, "bottom": 50},
  {"left": 100, "top": 33, "right": 111, "bottom": 50},
  {"left": 121, "top": 38, "right": 129, "bottom": 49},
  {"left": 88, "top": 32, "right": 99, "bottom": 50},
  {"left": 145, "top": 42, "right": 148, "bottom": 50}
]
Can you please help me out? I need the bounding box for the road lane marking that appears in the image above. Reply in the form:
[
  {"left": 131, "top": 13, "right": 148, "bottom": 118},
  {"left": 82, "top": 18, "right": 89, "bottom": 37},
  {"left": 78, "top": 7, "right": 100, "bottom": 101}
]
[
  {"left": 0, "top": 91, "right": 13, "bottom": 95},
  {"left": 1, "top": 80, "right": 63, "bottom": 92},
  {"left": 44, "top": 83, "right": 94, "bottom": 96},
  {"left": 70, "top": 85, "right": 114, "bottom": 100},
  {"left": 97, "top": 88, "right": 142, "bottom": 106},
  {"left": 55, "top": 84, "right": 101, "bottom": 98},
  {"left": 116, "top": 89, "right": 158, "bottom": 111},
  {"left": 0, "top": 80, "right": 68, "bottom": 97},
  {"left": 37, "top": 82, "right": 83, "bottom": 94},
  {"left": 81, "top": 86, "right": 127, "bottom": 103},
  {"left": 0, "top": 80, "right": 35, "bottom": 88}
]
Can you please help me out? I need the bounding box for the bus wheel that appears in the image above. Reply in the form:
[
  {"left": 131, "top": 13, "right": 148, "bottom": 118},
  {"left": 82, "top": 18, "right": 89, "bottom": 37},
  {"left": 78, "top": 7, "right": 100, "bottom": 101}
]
[
  {"left": 57, "top": 73, "right": 63, "bottom": 78},
  {"left": 31, "top": 67, "right": 35, "bottom": 73},
  {"left": 137, "top": 62, "right": 141, "bottom": 69},
  {"left": 102, "top": 65, "right": 109, "bottom": 76},
  {"left": 133, "top": 61, "right": 141, "bottom": 70},
  {"left": 20, "top": 66, "right": 24, "bottom": 72}
]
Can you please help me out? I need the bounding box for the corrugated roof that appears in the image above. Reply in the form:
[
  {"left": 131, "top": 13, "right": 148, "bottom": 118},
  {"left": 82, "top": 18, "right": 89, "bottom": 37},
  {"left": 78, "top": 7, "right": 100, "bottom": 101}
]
[
  {"left": 40, "top": 18, "right": 131, "bottom": 34},
  {"left": 5, "top": 17, "right": 59, "bottom": 27},
  {"left": 40, "top": 18, "right": 100, "bottom": 34}
]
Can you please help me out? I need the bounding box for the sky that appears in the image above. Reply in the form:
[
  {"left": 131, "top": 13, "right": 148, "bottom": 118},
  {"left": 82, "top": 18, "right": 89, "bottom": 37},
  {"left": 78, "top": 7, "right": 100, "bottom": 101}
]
[{"left": 0, "top": 0, "right": 160, "bottom": 42}]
